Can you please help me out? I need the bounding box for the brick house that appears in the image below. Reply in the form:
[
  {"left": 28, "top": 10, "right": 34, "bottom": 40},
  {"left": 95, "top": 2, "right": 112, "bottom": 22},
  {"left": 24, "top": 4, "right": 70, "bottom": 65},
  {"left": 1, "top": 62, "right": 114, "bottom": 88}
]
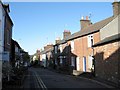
[
  {"left": 65, "top": 1, "right": 120, "bottom": 75},
  {"left": 0, "top": 2, "right": 13, "bottom": 62},
  {"left": 53, "top": 31, "right": 71, "bottom": 71},
  {"left": 92, "top": 1, "right": 120, "bottom": 87},
  {"left": 53, "top": 1, "right": 118, "bottom": 75},
  {"left": 0, "top": 2, "right": 13, "bottom": 81},
  {"left": 66, "top": 16, "right": 113, "bottom": 74},
  {"left": 11, "top": 39, "right": 28, "bottom": 68},
  {"left": 93, "top": 34, "right": 120, "bottom": 87},
  {"left": 11, "top": 39, "right": 21, "bottom": 68}
]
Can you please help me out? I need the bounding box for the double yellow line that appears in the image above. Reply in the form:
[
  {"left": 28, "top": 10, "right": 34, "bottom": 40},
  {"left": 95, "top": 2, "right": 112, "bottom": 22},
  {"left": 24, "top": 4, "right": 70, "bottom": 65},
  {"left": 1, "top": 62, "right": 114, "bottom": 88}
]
[{"left": 34, "top": 71, "right": 47, "bottom": 90}]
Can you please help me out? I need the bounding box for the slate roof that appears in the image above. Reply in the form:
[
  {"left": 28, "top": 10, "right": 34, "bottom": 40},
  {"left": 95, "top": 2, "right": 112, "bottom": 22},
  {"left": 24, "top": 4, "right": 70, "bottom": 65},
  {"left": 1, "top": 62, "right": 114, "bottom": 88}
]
[
  {"left": 58, "top": 39, "right": 66, "bottom": 45},
  {"left": 40, "top": 47, "right": 54, "bottom": 54},
  {"left": 55, "top": 16, "right": 115, "bottom": 45},
  {"left": 93, "top": 33, "right": 120, "bottom": 47},
  {"left": 66, "top": 16, "right": 115, "bottom": 41}
]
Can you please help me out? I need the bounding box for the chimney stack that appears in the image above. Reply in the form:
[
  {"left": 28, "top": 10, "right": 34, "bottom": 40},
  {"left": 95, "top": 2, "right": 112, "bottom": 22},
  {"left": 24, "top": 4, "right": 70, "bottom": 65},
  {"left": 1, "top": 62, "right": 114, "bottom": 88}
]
[
  {"left": 112, "top": 0, "right": 120, "bottom": 17},
  {"left": 44, "top": 44, "right": 53, "bottom": 50},
  {"left": 80, "top": 16, "right": 92, "bottom": 30},
  {"left": 3, "top": 4, "right": 10, "bottom": 13},
  {"left": 63, "top": 30, "right": 71, "bottom": 39},
  {"left": 55, "top": 37, "right": 61, "bottom": 44}
]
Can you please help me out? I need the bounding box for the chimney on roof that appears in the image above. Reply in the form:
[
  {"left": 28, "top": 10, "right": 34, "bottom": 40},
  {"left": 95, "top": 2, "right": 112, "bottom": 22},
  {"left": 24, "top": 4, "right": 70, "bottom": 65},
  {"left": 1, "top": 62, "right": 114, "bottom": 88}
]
[
  {"left": 55, "top": 37, "right": 61, "bottom": 44},
  {"left": 63, "top": 30, "right": 71, "bottom": 39},
  {"left": 80, "top": 16, "right": 92, "bottom": 30},
  {"left": 112, "top": 0, "right": 120, "bottom": 17},
  {"left": 3, "top": 4, "right": 10, "bottom": 13},
  {"left": 44, "top": 44, "right": 53, "bottom": 51}
]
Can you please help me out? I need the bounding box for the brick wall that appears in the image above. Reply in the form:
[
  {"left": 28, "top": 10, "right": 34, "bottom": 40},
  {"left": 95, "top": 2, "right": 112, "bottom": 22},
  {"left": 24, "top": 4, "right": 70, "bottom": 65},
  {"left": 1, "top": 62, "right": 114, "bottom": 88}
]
[
  {"left": 69, "top": 31, "right": 100, "bottom": 72},
  {"left": 94, "top": 41, "right": 120, "bottom": 85}
]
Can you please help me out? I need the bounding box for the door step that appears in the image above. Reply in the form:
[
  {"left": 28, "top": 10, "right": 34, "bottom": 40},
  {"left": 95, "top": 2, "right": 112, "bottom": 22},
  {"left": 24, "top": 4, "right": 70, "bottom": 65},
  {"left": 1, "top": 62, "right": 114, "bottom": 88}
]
[{"left": 72, "top": 70, "right": 83, "bottom": 76}]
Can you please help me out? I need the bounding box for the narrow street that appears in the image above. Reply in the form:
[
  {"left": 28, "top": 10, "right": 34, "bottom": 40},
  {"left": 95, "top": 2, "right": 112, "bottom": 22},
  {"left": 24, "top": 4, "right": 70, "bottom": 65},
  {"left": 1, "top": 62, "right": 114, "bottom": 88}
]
[{"left": 21, "top": 67, "right": 108, "bottom": 89}]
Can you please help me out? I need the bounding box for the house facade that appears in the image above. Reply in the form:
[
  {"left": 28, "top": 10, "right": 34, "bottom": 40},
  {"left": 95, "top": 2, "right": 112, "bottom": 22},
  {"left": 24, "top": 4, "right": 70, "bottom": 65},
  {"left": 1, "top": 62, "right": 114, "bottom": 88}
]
[
  {"left": 60, "top": 14, "right": 113, "bottom": 75},
  {"left": 53, "top": 30, "right": 71, "bottom": 72},
  {"left": 52, "top": 1, "right": 118, "bottom": 75},
  {"left": 0, "top": 2, "right": 13, "bottom": 81},
  {"left": 40, "top": 44, "right": 53, "bottom": 68},
  {"left": 93, "top": 34, "right": 120, "bottom": 87},
  {"left": 93, "top": 2, "right": 120, "bottom": 87}
]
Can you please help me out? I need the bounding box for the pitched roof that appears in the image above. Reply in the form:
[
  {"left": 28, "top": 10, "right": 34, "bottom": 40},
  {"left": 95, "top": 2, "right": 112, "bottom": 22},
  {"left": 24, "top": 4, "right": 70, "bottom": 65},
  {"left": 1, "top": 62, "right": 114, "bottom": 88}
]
[
  {"left": 66, "top": 16, "right": 114, "bottom": 41},
  {"left": 12, "top": 39, "right": 21, "bottom": 49},
  {"left": 40, "top": 47, "right": 53, "bottom": 54},
  {"left": 58, "top": 39, "right": 66, "bottom": 45},
  {"left": 93, "top": 33, "right": 120, "bottom": 47},
  {"left": 1, "top": 2, "right": 14, "bottom": 26}
]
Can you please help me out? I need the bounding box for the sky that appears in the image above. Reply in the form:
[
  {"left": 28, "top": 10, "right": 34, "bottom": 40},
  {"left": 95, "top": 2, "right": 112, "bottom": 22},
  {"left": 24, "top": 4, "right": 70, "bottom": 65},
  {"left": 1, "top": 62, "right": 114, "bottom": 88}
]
[{"left": 8, "top": 2, "right": 113, "bottom": 55}]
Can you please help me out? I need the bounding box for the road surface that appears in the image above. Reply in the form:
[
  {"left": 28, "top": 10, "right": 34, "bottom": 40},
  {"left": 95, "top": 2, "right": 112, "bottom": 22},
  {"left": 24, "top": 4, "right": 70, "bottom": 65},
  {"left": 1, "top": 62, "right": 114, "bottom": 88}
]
[{"left": 21, "top": 67, "right": 109, "bottom": 89}]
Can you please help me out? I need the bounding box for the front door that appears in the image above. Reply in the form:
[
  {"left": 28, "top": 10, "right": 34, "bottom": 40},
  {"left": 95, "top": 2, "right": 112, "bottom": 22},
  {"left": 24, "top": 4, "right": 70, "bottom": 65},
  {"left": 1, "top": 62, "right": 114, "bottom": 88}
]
[
  {"left": 83, "top": 56, "right": 86, "bottom": 72},
  {"left": 76, "top": 57, "right": 80, "bottom": 71}
]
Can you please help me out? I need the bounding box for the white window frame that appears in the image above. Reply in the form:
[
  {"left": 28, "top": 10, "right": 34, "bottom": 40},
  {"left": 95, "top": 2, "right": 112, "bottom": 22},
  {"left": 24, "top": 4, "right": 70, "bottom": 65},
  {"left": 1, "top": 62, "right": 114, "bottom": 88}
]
[
  {"left": 60, "top": 56, "right": 63, "bottom": 64},
  {"left": 71, "top": 40, "right": 74, "bottom": 51},
  {"left": 87, "top": 34, "right": 94, "bottom": 47},
  {"left": 55, "top": 46, "right": 57, "bottom": 54},
  {"left": 88, "top": 55, "right": 93, "bottom": 69},
  {"left": 60, "top": 45, "right": 63, "bottom": 53}
]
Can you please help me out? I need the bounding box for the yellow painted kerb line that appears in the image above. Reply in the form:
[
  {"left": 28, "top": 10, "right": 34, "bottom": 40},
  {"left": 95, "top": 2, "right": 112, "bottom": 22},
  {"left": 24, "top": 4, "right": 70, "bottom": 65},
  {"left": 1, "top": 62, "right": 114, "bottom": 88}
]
[{"left": 34, "top": 72, "right": 47, "bottom": 90}]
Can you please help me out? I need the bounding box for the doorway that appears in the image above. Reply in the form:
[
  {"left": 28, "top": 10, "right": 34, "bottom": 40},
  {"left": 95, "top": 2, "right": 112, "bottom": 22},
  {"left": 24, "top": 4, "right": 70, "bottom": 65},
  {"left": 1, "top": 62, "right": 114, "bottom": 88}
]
[
  {"left": 76, "top": 57, "right": 80, "bottom": 71},
  {"left": 83, "top": 56, "right": 86, "bottom": 72}
]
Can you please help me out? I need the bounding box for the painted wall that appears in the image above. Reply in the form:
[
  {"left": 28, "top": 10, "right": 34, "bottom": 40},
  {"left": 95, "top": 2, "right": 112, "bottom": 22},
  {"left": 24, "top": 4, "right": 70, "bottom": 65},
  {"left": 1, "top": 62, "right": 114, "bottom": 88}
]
[
  {"left": 0, "top": 3, "right": 5, "bottom": 52},
  {"left": 100, "top": 15, "right": 120, "bottom": 40}
]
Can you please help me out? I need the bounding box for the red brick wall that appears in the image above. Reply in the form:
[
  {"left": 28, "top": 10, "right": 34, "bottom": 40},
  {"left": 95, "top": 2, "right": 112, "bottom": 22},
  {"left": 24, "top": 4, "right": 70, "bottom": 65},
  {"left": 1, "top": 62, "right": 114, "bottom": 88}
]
[
  {"left": 94, "top": 41, "right": 120, "bottom": 85},
  {"left": 69, "top": 32, "right": 100, "bottom": 72},
  {"left": 4, "top": 16, "right": 13, "bottom": 53}
]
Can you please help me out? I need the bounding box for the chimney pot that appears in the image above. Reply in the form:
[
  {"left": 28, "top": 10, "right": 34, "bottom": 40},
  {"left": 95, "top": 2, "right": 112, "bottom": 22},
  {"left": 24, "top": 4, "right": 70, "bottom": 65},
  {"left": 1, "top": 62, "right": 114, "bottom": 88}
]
[
  {"left": 112, "top": 1, "right": 120, "bottom": 17},
  {"left": 80, "top": 16, "right": 92, "bottom": 29},
  {"left": 63, "top": 30, "right": 71, "bottom": 39}
]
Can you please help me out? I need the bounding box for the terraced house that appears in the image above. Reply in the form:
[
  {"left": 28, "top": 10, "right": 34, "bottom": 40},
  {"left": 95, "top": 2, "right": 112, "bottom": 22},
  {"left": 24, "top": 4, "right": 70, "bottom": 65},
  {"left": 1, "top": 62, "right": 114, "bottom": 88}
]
[
  {"left": 53, "top": 31, "right": 71, "bottom": 71},
  {"left": 93, "top": 1, "right": 120, "bottom": 87},
  {"left": 0, "top": 1, "right": 13, "bottom": 81},
  {"left": 40, "top": 44, "right": 53, "bottom": 68},
  {"left": 52, "top": 1, "right": 120, "bottom": 77}
]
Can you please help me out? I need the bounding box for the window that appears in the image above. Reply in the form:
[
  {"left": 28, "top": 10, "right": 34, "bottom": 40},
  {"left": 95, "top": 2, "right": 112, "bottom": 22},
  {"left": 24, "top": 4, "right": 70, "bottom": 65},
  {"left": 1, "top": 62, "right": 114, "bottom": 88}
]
[
  {"left": 88, "top": 55, "right": 93, "bottom": 69},
  {"left": 55, "top": 59, "right": 57, "bottom": 65},
  {"left": 60, "top": 45, "right": 62, "bottom": 53},
  {"left": 88, "top": 34, "right": 94, "bottom": 47},
  {"left": 55, "top": 46, "right": 57, "bottom": 54},
  {"left": 60, "top": 56, "right": 63, "bottom": 64},
  {"left": 71, "top": 56, "right": 75, "bottom": 66},
  {"left": 71, "top": 40, "right": 74, "bottom": 51}
]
